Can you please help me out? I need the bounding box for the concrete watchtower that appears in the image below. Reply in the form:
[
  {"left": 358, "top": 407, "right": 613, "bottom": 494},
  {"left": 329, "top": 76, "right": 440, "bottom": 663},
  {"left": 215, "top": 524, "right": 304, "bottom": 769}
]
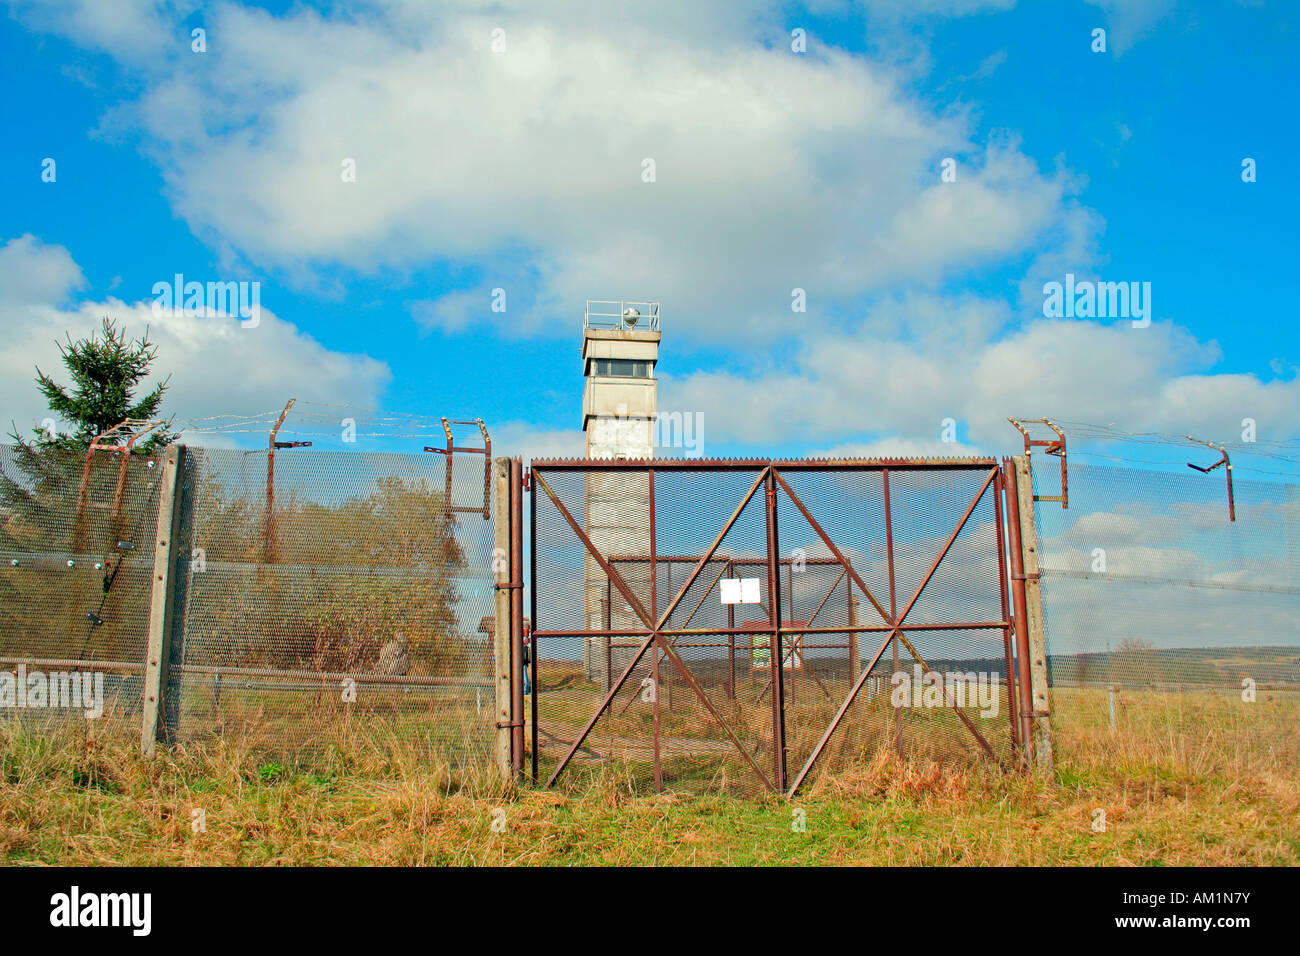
[{"left": 582, "top": 301, "right": 660, "bottom": 689}]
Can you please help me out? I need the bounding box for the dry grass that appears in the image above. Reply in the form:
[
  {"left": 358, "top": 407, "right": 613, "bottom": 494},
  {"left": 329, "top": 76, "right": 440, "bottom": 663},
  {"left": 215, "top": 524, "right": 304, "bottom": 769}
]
[{"left": 2, "top": 691, "right": 1297, "bottom": 866}]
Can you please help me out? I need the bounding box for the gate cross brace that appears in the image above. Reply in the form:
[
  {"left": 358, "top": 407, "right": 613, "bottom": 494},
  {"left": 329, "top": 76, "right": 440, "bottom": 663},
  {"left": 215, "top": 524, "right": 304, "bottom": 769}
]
[
  {"left": 782, "top": 466, "right": 1001, "bottom": 797},
  {"left": 533, "top": 468, "right": 775, "bottom": 791}
]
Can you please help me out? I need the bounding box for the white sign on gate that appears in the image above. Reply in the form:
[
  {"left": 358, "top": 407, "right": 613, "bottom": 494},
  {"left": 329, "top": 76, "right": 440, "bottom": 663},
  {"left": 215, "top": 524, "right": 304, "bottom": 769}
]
[{"left": 720, "top": 577, "right": 761, "bottom": 605}]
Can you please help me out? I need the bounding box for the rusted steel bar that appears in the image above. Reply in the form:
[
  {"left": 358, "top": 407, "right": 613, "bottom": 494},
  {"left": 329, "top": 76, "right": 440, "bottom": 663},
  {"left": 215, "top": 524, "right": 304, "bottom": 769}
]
[
  {"left": 1004, "top": 458, "right": 1036, "bottom": 762},
  {"left": 528, "top": 458, "right": 999, "bottom": 471},
  {"left": 786, "top": 466, "right": 1000, "bottom": 796},
  {"left": 727, "top": 561, "right": 736, "bottom": 698},
  {"left": 609, "top": 554, "right": 842, "bottom": 565},
  {"left": 171, "top": 663, "right": 491, "bottom": 687},
  {"left": 885, "top": 468, "right": 902, "bottom": 757},
  {"left": 426, "top": 418, "right": 493, "bottom": 519},
  {"left": 1007, "top": 418, "right": 1067, "bottom": 508},
  {"left": 72, "top": 418, "right": 166, "bottom": 552},
  {"left": 847, "top": 572, "right": 858, "bottom": 678},
  {"left": 765, "top": 470, "right": 787, "bottom": 791},
  {"left": 992, "top": 465, "right": 1020, "bottom": 752},
  {"left": 1186, "top": 436, "right": 1235, "bottom": 522},
  {"left": 529, "top": 620, "right": 1008, "bottom": 639},
  {"left": 265, "top": 399, "right": 305, "bottom": 563},
  {"left": 0, "top": 656, "right": 143, "bottom": 674},
  {"left": 649, "top": 468, "right": 662, "bottom": 791},
  {"left": 510, "top": 458, "right": 526, "bottom": 774},
  {"left": 530, "top": 466, "right": 539, "bottom": 782}
]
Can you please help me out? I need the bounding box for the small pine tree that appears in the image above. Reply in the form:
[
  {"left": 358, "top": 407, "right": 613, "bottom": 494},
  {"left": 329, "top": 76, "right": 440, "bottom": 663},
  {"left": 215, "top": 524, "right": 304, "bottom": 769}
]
[{"left": 14, "top": 316, "right": 177, "bottom": 453}]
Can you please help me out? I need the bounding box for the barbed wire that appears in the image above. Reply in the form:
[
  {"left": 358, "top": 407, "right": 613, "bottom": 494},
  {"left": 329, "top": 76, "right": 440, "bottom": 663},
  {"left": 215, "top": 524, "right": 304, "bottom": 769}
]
[{"left": 1019, "top": 418, "right": 1300, "bottom": 479}]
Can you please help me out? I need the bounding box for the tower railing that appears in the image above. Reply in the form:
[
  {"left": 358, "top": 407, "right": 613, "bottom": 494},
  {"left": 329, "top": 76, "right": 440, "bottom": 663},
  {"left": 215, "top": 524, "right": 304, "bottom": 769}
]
[{"left": 584, "top": 300, "right": 660, "bottom": 331}]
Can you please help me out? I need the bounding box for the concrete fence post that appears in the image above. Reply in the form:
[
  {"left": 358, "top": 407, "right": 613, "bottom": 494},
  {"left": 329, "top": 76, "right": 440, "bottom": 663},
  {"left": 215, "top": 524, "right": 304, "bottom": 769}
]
[
  {"left": 141, "top": 443, "right": 186, "bottom": 756},
  {"left": 1012, "top": 454, "right": 1054, "bottom": 771}
]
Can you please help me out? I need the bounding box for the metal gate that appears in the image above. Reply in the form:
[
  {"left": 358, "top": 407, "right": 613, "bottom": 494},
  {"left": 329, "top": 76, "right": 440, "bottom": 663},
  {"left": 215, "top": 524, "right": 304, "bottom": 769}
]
[{"left": 527, "top": 458, "right": 1022, "bottom": 796}]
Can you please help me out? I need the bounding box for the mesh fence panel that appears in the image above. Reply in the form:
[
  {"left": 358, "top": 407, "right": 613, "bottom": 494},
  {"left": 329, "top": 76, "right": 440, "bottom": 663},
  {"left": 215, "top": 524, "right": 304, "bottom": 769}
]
[
  {"left": 164, "top": 446, "right": 498, "bottom": 770},
  {"left": 0, "top": 443, "right": 163, "bottom": 735},
  {"left": 777, "top": 467, "right": 1015, "bottom": 781},
  {"left": 1033, "top": 460, "right": 1300, "bottom": 765}
]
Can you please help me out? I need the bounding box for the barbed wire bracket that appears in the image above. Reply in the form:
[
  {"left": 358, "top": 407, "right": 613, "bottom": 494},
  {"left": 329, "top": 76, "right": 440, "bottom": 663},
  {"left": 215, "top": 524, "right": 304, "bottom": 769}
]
[
  {"left": 265, "top": 399, "right": 313, "bottom": 561},
  {"left": 1008, "top": 418, "right": 1068, "bottom": 509},
  {"left": 73, "top": 418, "right": 168, "bottom": 552},
  {"left": 1186, "top": 436, "right": 1235, "bottom": 521},
  {"left": 423, "top": 417, "right": 492, "bottom": 520}
]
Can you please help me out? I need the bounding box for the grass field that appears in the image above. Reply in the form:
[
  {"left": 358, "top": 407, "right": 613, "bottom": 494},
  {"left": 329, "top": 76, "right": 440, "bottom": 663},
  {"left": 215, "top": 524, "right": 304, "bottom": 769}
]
[{"left": 1, "top": 683, "right": 1296, "bottom": 866}]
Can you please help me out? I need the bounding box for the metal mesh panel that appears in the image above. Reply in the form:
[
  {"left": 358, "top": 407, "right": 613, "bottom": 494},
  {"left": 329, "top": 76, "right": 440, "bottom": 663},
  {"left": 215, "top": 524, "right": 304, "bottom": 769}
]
[
  {"left": 166, "top": 446, "right": 497, "bottom": 770},
  {"left": 0, "top": 442, "right": 162, "bottom": 735},
  {"left": 530, "top": 460, "right": 1016, "bottom": 796},
  {"left": 777, "top": 467, "right": 1015, "bottom": 782},
  {"left": 532, "top": 467, "right": 778, "bottom": 796},
  {"left": 1033, "top": 461, "right": 1300, "bottom": 764}
]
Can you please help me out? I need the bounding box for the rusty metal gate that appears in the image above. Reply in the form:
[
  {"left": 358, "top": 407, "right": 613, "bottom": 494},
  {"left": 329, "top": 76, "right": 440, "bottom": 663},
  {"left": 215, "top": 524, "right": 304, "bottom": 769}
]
[{"left": 527, "top": 458, "right": 1025, "bottom": 797}]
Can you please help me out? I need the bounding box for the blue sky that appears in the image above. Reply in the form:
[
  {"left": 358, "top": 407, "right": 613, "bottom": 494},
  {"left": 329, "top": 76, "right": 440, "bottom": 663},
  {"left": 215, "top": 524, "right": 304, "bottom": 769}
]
[{"left": 1, "top": 0, "right": 1297, "bottom": 472}]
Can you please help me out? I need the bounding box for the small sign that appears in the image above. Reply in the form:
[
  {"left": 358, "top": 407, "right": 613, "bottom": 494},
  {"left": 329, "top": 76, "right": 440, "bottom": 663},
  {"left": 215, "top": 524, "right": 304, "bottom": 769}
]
[{"left": 721, "top": 577, "right": 761, "bottom": 605}]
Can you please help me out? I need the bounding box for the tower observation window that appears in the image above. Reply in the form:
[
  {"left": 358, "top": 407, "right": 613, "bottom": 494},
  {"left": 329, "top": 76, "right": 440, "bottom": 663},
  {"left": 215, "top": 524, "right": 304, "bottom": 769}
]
[{"left": 591, "top": 359, "right": 651, "bottom": 378}]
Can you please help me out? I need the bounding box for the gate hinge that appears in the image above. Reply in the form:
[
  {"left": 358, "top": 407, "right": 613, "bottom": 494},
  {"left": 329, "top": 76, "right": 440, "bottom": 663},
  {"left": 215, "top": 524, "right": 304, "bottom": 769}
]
[
  {"left": 495, "top": 719, "right": 525, "bottom": 729},
  {"left": 494, "top": 580, "right": 523, "bottom": 591},
  {"left": 522, "top": 470, "right": 532, "bottom": 492},
  {"left": 1012, "top": 572, "right": 1040, "bottom": 581}
]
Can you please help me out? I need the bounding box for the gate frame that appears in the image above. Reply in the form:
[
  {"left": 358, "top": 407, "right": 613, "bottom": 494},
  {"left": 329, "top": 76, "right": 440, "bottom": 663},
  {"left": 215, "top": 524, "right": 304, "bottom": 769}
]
[{"left": 525, "top": 457, "right": 1025, "bottom": 796}]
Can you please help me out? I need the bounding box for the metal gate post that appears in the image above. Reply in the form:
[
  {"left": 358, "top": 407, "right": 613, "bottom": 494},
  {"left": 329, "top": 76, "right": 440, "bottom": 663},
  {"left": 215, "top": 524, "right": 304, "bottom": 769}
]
[
  {"left": 991, "top": 465, "right": 1020, "bottom": 752},
  {"left": 511, "top": 459, "right": 526, "bottom": 775},
  {"left": 1004, "top": 459, "right": 1036, "bottom": 763},
  {"left": 529, "top": 466, "right": 539, "bottom": 782},
  {"left": 765, "top": 470, "right": 787, "bottom": 791},
  {"left": 141, "top": 443, "right": 185, "bottom": 756},
  {"left": 492, "top": 458, "right": 511, "bottom": 778}
]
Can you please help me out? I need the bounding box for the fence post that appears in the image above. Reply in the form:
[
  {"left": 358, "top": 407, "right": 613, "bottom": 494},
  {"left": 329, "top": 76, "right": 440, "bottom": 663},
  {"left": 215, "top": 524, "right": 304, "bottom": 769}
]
[
  {"left": 492, "top": 457, "right": 513, "bottom": 780},
  {"left": 141, "top": 443, "right": 185, "bottom": 756},
  {"left": 1012, "top": 454, "right": 1054, "bottom": 771}
]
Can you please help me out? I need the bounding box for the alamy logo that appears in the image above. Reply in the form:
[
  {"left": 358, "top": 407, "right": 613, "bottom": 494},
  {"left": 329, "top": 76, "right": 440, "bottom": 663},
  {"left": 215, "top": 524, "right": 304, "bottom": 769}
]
[
  {"left": 890, "top": 665, "right": 1000, "bottom": 718},
  {"left": 590, "top": 404, "right": 705, "bottom": 457},
  {"left": 49, "top": 886, "right": 151, "bottom": 936},
  {"left": 152, "top": 273, "right": 261, "bottom": 328},
  {"left": 1042, "top": 273, "right": 1151, "bottom": 327},
  {"left": 0, "top": 665, "right": 104, "bottom": 718}
]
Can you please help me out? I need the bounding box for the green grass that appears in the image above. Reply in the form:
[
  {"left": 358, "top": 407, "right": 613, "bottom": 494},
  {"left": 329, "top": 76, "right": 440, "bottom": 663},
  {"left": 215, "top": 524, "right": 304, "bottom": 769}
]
[{"left": 1, "top": 685, "right": 1296, "bottom": 865}]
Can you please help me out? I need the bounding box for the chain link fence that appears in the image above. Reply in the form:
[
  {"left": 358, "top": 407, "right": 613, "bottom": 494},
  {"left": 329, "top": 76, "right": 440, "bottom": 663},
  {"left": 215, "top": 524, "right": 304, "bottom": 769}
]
[{"left": 1032, "top": 460, "right": 1300, "bottom": 766}]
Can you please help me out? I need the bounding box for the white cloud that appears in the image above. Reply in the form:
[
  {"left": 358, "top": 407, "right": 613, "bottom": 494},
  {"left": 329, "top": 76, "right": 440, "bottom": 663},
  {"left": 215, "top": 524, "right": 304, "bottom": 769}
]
[
  {"left": 663, "top": 295, "right": 1300, "bottom": 450},
  {"left": 489, "top": 421, "right": 586, "bottom": 460},
  {"left": 0, "top": 235, "right": 391, "bottom": 440},
  {"left": 1084, "top": 0, "right": 1177, "bottom": 56},
  {"left": 0, "top": 235, "right": 86, "bottom": 306},
  {"left": 9, "top": 1, "right": 1088, "bottom": 346}
]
